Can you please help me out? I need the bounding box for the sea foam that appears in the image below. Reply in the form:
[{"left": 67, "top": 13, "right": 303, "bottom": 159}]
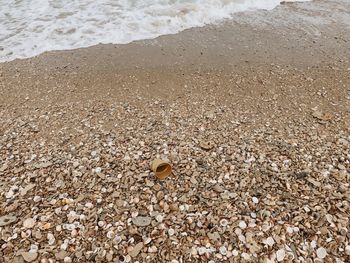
[{"left": 0, "top": 0, "right": 307, "bottom": 62}]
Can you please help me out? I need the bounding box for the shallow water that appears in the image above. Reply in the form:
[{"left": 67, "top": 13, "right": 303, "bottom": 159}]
[{"left": 0, "top": 0, "right": 307, "bottom": 62}]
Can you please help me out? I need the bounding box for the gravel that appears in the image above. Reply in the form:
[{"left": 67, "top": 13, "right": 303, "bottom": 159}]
[{"left": 0, "top": 65, "right": 349, "bottom": 262}]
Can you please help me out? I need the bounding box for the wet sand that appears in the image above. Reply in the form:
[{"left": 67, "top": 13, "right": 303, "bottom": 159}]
[{"left": 0, "top": 0, "right": 350, "bottom": 262}]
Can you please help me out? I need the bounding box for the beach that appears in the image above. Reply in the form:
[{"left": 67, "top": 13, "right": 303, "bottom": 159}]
[{"left": 0, "top": 0, "right": 350, "bottom": 262}]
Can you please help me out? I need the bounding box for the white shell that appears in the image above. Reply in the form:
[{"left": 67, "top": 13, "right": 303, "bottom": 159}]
[
  {"left": 239, "top": 221, "right": 247, "bottom": 229},
  {"left": 316, "top": 247, "right": 327, "bottom": 259},
  {"left": 265, "top": 237, "right": 275, "bottom": 247},
  {"left": 276, "top": 249, "right": 285, "bottom": 262}
]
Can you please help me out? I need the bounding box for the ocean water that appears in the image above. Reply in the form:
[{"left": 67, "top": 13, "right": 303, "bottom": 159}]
[{"left": 0, "top": 0, "right": 306, "bottom": 62}]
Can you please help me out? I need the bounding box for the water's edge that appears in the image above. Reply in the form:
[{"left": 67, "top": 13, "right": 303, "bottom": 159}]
[{"left": 0, "top": 0, "right": 309, "bottom": 62}]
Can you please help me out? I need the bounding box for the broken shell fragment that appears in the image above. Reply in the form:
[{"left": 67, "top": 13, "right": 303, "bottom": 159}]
[{"left": 0, "top": 215, "right": 17, "bottom": 226}]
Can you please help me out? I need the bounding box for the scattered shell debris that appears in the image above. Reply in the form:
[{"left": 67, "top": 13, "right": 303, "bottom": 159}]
[{"left": 0, "top": 82, "right": 349, "bottom": 262}]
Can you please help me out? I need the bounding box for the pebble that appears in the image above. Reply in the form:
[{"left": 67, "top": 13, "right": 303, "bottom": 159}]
[
  {"left": 208, "top": 232, "right": 220, "bottom": 242},
  {"left": 33, "top": 196, "right": 41, "bottom": 202},
  {"left": 219, "top": 246, "right": 227, "bottom": 255},
  {"left": 155, "top": 214, "right": 164, "bottom": 222},
  {"left": 241, "top": 252, "right": 250, "bottom": 260},
  {"left": 55, "top": 250, "right": 68, "bottom": 260},
  {"left": 129, "top": 242, "right": 143, "bottom": 257},
  {"left": 276, "top": 249, "right": 286, "bottom": 262},
  {"left": 239, "top": 221, "right": 247, "bottom": 229},
  {"left": 345, "top": 245, "right": 350, "bottom": 255},
  {"left": 21, "top": 252, "right": 38, "bottom": 262},
  {"left": 0, "top": 215, "right": 17, "bottom": 226},
  {"left": 198, "top": 247, "right": 206, "bottom": 255},
  {"left": 132, "top": 216, "right": 151, "bottom": 227},
  {"left": 213, "top": 184, "right": 225, "bottom": 193},
  {"left": 265, "top": 237, "right": 275, "bottom": 247},
  {"left": 47, "top": 233, "right": 55, "bottom": 245},
  {"left": 316, "top": 247, "right": 327, "bottom": 259},
  {"left": 20, "top": 184, "right": 35, "bottom": 196},
  {"left": 220, "top": 219, "right": 228, "bottom": 227},
  {"left": 23, "top": 218, "right": 35, "bottom": 229},
  {"left": 168, "top": 228, "right": 175, "bottom": 236}
]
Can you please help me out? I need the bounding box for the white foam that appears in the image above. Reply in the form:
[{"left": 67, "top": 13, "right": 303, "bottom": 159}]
[{"left": 0, "top": 0, "right": 308, "bottom": 62}]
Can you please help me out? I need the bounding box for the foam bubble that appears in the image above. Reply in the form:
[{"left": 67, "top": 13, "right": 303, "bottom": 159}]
[{"left": 0, "top": 0, "right": 308, "bottom": 62}]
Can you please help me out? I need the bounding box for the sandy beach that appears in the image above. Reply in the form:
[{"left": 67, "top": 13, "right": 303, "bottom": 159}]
[{"left": 0, "top": 0, "right": 350, "bottom": 262}]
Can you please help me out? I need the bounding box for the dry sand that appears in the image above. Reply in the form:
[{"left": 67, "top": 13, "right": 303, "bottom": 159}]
[{"left": 0, "top": 0, "right": 350, "bottom": 262}]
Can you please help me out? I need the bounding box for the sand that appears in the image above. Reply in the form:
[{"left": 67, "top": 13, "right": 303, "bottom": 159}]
[{"left": 0, "top": 0, "right": 350, "bottom": 262}]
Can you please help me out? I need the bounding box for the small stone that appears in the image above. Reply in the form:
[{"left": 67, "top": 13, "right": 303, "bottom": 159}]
[
  {"left": 64, "top": 257, "right": 72, "bottom": 263},
  {"left": 125, "top": 255, "right": 131, "bottom": 262},
  {"left": 148, "top": 245, "right": 157, "bottom": 253},
  {"left": 206, "top": 111, "right": 215, "bottom": 119},
  {"left": 312, "top": 110, "right": 333, "bottom": 121},
  {"left": 241, "top": 252, "right": 250, "bottom": 260},
  {"left": 155, "top": 214, "right": 163, "bottom": 222},
  {"left": 239, "top": 221, "right": 247, "bottom": 229},
  {"left": 238, "top": 234, "right": 246, "bottom": 243},
  {"left": 85, "top": 202, "right": 94, "bottom": 208},
  {"left": 286, "top": 226, "right": 293, "bottom": 234},
  {"left": 20, "top": 184, "right": 35, "bottom": 196},
  {"left": 132, "top": 216, "right": 151, "bottom": 227},
  {"left": 106, "top": 253, "right": 113, "bottom": 261},
  {"left": 48, "top": 233, "right": 55, "bottom": 245},
  {"left": 34, "top": 231, "right": 42, "bottom": 239},
  {"left": 0, "top": 163, "right": 8, "bottom": 172},
  {"left": 5, "top": 190, "right": 14, "bottom": 198},
  {"left": 345, "top": 245, "right": 350, "bottom": 255},
  {"left": 107, "top": 230, "right": 114, "bottom": 239},
  {"left": 208, "top": 232, "right": 221, "bottom": 242},
  {"left": 264, "top": 237, "right": 275, "bottom": 247},
  {"left": 198, "top": 247, "right": 206, "bottom": 255},
  {"left": 169, "top": 204, "right": 179, "bottom": 211},
  {"left": 29, "top": 244, "right": 38, "bottom": 253},
  {"left": 219, "top": 246, "right": 227, "bottom": 255},
  {"left": 316, "top": 247, "right": 327, "bottom": 259},
  {"left": 307, "top": 178, "right": 321, "bottom": 187},
  {"left": 311, "top": 240, "right": 317, "bottom": 248},
  {"left": 23, "top": 218, "right": 35, "bottom": 229},
  {"left": 213, "top": 184, "right": 225, "bottom": 193},
  {"left": 252, "top": 197, "right": 259, "bottom": 204},
  {"left": 21, "top": 252, "right": 38, "bottom": 262},
  {"left": 55, "top": 250, "right": 68, "bottom": 260},
  {"left": 199, "top": 141, "right": 214, "bottom": 150},
  {"left": 276, "top": 249, "right": 285, "bottom": 262},
  {"left": 220, "top": 219, "right": 228, "bottom": 227},
  {"left": 168, "top": 228, "right": 175, "bottom": 236},
  {"left": 0, "top": 215, "right": 17, "bottom": 226},
  {"left": 35, "top": 162, "right": 52, "bottom": 169},
  {"left": 129, "top": 242, "right": 143, "bottom": 257},
  {"left": 33, "top": 196, "right": 41, "bottom": 202}
]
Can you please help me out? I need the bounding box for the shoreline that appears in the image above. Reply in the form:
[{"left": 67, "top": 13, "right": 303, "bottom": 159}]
[
  {"left": 0, "top": 0, "right": 349, "bottom": 112},
  {"left": 1, "top": 0, "right": 350, "bottom": 67}
]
